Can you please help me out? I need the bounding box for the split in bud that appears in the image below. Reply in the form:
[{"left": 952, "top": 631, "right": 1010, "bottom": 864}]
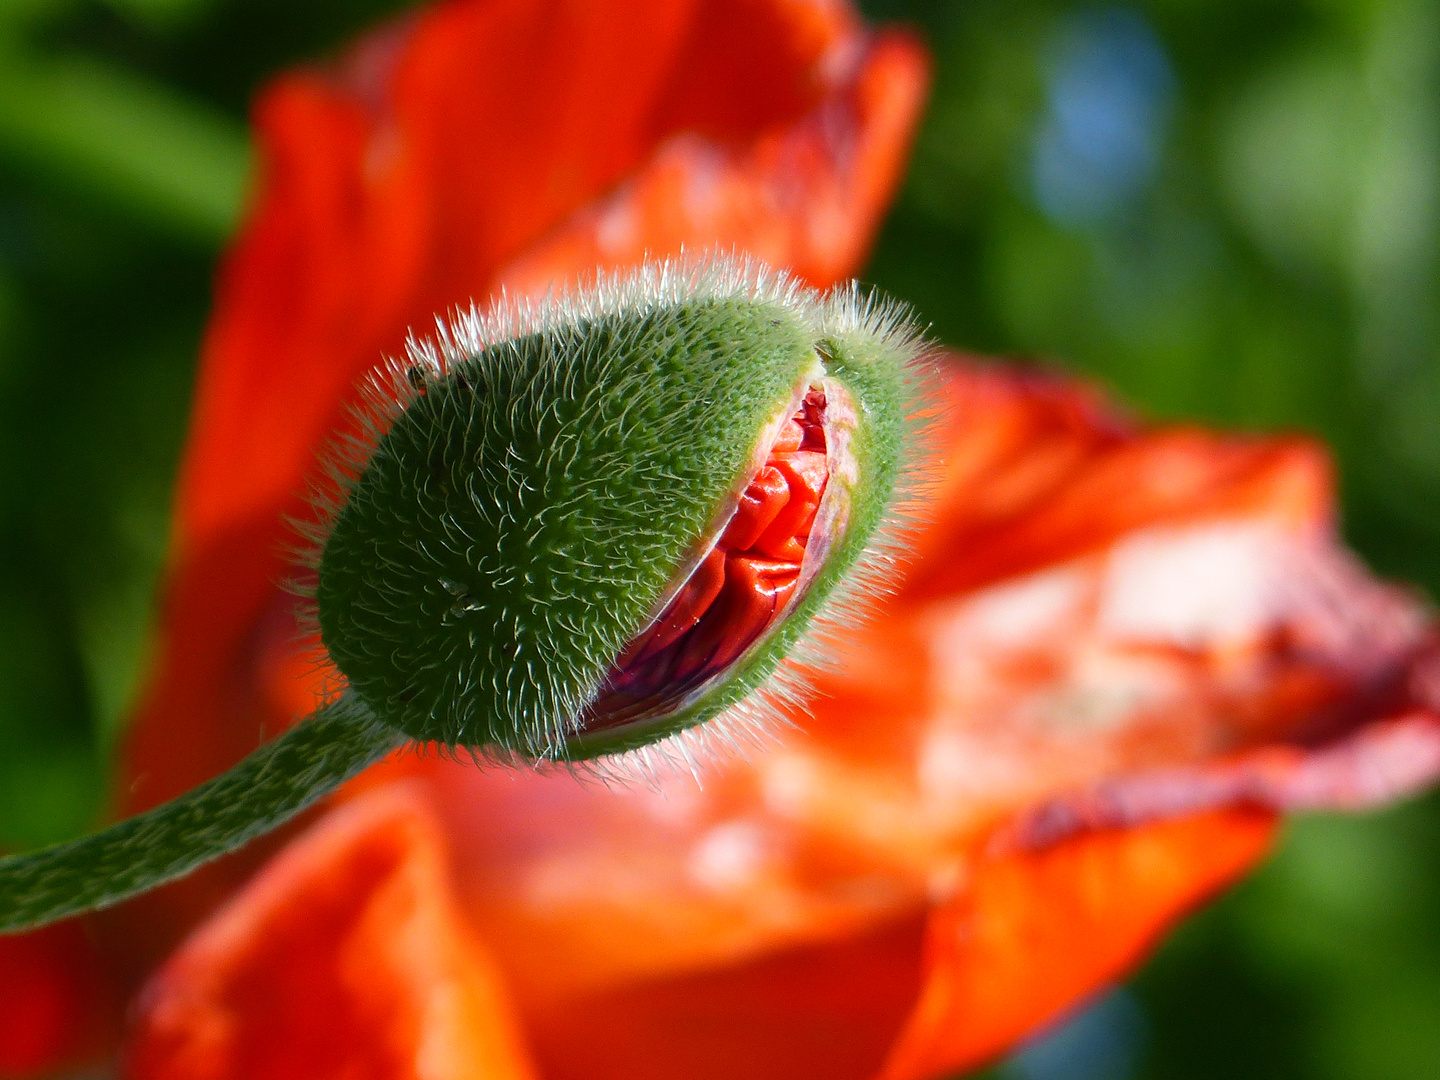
[
  {"left": 579, "top": 384, "right": 837, "bottom": 740},
  {"left": 0, "top": 257, "right": 931, "bottom": 931}
]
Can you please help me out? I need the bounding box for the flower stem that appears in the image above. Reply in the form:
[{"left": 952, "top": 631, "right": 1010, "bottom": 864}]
[{"left": 0, "top": 693, "right": 403, "bottom": 933}]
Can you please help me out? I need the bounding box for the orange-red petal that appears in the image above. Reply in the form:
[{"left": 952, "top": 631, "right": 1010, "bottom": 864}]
[
  {"left": 525, "top": 916, "right": 927, "bottom": 1080},
  {"left": 120, "top": 784, "right": 537, "bottom": 1080},
  {"left": 110, "top": 354, "right": 1440, "bottom": 1076},
  {"left": 876, "top": 809, "right": 1278, "bottom": 1080},
  {"left": 494, "top": 29, "right": 929, "bottom": 295},
  {"left": 899, "top": 360, "right": 1330, "bottom": 602}
]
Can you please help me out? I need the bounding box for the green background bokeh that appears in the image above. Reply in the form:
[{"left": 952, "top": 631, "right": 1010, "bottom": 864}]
[{"left": 0, "top": 0, "right": 1436, "bottom": 1076}]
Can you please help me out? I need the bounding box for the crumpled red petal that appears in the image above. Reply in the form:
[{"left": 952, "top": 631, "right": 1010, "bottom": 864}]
[{"left": 120, "top": 784, "right": 538, "bottom": 1080}]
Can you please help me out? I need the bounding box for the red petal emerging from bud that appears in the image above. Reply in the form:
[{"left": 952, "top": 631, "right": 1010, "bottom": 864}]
[{"left": 583, "top": 387, "right": 832, "bottom": 732}]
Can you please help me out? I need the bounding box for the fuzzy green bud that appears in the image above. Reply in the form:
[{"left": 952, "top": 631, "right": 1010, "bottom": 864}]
[
  {"left": 0, "top": 259, "right": 929, "bottom": 931},
  {"left": 317, "top": 261, "right": 925, "bottom": 761}
]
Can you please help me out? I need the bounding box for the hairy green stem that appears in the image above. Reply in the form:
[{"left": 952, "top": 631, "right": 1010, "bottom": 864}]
[{"left": 0, "top": 694, "right": 403, "bottom": 933}]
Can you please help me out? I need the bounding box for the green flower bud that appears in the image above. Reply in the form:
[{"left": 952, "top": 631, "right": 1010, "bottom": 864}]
[
  {"left": 317, "top": 260, "right": 925, "bottom": 763},
  {"left": 0, "top": 259, "right": 929, "bottom": 930}
]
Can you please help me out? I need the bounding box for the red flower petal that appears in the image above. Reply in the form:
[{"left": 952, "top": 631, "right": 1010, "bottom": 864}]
[
  {"left": 899, "top": 360, "right": 1329, "bottom": 600},
  {"left": 876, "top": 809, "right": 1277, "bottom": 1079},
  {"left": 494, "top": 29, "right": 928, "bottom": 295},
  {"left": 314, "top": 357, "right": 1439, "bottom": 1076},
  {"left": 523, "top": 915, "right": 927, "bottom": 1080},
  {"left": 0, "top": 920, "right": 113, "bottom": 1078},
  {"left": 120, "top": 785, "right": 538, "bottom": 1080},
  {"left": 113, "top": 346, "right": 1438, "bottom": 1076},
  {"left": 808, "top": 361, "right": 1440, "bottom": 820}
]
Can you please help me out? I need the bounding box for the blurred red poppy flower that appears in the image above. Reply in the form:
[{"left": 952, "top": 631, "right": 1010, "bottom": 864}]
[{"left": 6, "top": 0, "right": 1440, "bottom": 1078}]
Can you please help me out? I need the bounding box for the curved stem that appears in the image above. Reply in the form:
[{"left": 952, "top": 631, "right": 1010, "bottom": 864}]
[{"left": 0, "top": 694, "right": 404, "bottom": 933}]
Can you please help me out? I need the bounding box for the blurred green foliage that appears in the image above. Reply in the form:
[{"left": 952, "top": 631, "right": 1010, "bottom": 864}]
[{"left": 0, "top": 0, "right": 1436, "bottom": 1077}]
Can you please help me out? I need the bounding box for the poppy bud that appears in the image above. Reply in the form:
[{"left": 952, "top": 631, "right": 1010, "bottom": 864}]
[
  {"left": 317, "top": 259, "right": 925, "bottom": 762},
  {"left": 0, "top": 259, "right": 928, "bottom": 931}
]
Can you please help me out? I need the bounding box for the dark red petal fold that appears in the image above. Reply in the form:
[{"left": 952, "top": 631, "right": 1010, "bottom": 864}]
[
  {"left": 0, "top": 920, "right": 113, "bottom": 1078},
  {"left": 586, "top": 395, "right": 828, "bottom": 729}
]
